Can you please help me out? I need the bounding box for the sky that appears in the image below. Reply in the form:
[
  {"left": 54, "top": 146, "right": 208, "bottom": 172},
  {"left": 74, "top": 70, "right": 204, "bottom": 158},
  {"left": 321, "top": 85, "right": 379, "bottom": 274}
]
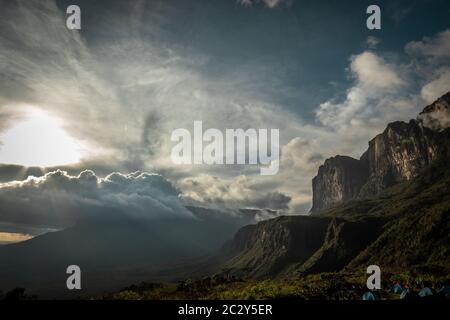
[{"left": 0, "top": 0, "right": 449, "bottom": 240}]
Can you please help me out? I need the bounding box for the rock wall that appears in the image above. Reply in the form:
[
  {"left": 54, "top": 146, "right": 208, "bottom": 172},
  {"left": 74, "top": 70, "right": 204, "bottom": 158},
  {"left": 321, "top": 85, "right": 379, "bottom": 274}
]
[{"left": 311, "top": 92, "right": 450, "bottom": 213}]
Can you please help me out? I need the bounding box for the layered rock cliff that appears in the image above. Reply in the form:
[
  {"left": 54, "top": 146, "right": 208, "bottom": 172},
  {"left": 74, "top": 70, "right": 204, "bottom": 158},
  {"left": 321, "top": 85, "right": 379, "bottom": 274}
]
[
  {"left": 358, "top": 120, "right": 445, "bottom": 197},
  {"left": 311, "top": 156, "right": 368, "bottom": 212},
  {"left": 311, "top": 92, "right": 450, "bottom": 213},
  {"left": 217, "top": 215, "right": 383, "bottom": 279}
]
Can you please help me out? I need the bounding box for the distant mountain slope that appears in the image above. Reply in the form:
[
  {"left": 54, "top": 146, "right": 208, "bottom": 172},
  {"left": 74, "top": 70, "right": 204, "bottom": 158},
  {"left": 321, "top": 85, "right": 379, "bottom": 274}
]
[{"left": 0, "top": 207, "right": 254, "bottom": 297}]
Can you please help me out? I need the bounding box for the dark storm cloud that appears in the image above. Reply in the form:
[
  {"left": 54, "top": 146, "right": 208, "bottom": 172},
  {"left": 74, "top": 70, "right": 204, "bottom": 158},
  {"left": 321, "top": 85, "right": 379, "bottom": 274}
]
[
  {"left": 0, "top": 169, "right": 192, "bottom": 232},
  {"left": 0, "top": 164, "right": 45, "bottom": 183}
]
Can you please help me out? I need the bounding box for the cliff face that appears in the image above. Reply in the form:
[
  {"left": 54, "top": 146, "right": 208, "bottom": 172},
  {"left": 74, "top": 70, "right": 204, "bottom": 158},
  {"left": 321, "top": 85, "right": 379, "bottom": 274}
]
[
  {"left": 311, "top": 92, "right": 450, "bottom": 213},
  {"left": 217, "top": 215, "right": 382, "bottom": 279},
  {"left": 311, "top": 156, "right": 368, "bottom": 212},
  {"left": 220, "top": 216, "right": 331, "bottom": 278},
  {"left": 359, "top": 120, "right": 444, "bottom": 197}
]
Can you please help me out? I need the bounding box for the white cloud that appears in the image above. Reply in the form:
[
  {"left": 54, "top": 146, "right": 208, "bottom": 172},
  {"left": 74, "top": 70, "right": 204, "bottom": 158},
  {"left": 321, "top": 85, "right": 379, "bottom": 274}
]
[
  {"left": 178, "top": 174, "right": 291, "bottom": 213},
  {"left": 405, "top": 29, "right": 450, "bottom": 104},
  {"left": 280, "top": 137, "right": 323, "bottom": 175},
  {"left": 406, "top": 29, "right": 450, "bottom": 62},
  {"left": 315, "top": 51, "right": 411, "bottom": 137},
  {"left": 350, "top": 51, "right": 405, "bottom": 90},
  {"left": 421, "top": 68, "right": 450, "bottom": 103}
]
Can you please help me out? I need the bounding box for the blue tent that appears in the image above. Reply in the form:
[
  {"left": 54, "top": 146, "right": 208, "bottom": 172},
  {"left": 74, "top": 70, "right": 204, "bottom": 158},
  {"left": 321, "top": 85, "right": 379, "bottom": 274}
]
[
  {"left": 391, "top": 284, "right": 403, "bottom": 294},
  {"left": 418, "top": 287, "right": 433, "bottom": 297},
  {"left": 362, "top": 291, "right": 378, "bottom": 300}
]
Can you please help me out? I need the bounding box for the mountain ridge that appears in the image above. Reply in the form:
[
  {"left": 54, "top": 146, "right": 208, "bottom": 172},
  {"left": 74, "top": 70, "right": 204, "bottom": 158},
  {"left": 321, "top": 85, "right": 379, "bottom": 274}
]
[{"left": 311, "top": 92, "right": 450, "bottom": 212}]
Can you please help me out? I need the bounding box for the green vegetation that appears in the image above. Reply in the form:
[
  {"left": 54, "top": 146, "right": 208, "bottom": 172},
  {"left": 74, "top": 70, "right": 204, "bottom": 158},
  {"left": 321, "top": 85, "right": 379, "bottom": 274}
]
[
  {"left": 101, "top": 271, "right": 449, "bottom": 300},
  {"left": 319, "top": 158, "right": 450, "bottom": 272}
]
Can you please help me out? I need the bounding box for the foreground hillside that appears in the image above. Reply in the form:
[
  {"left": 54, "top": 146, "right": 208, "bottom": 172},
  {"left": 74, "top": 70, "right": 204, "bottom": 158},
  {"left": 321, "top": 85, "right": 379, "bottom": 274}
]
[{"left": 100, "top": 271, "right": 449, "bottom": 300}]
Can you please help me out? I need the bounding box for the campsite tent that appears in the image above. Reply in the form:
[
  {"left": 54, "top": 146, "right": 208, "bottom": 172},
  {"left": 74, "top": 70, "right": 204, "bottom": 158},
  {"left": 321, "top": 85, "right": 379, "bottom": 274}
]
[
  {"left": 391, "top": 284, "right": 403, "bottom": 294},
  {"left": 418, "top": 287, "right": 433, "bottom": 297},
  {"left": 362, "top": 291, "right": 378, "bottom": 300}
]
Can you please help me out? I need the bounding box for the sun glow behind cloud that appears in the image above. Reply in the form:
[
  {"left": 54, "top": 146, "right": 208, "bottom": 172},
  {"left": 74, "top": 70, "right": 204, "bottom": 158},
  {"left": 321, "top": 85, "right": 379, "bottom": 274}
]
[
  {"left": 0, "top": 108, "right": 83, "bottom": 167},
  {"left": 0, "top": 232, "right": 33, "bottom": 244}
]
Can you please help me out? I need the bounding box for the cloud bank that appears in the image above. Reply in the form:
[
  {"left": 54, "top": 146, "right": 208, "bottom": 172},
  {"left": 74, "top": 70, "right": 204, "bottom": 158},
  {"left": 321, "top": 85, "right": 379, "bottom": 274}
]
[
  {"left": 179, "top": 174, "right": 291, "bottom": 212},
  {"left": 0, "top": 170, "right": 192, "bottom": 233}
]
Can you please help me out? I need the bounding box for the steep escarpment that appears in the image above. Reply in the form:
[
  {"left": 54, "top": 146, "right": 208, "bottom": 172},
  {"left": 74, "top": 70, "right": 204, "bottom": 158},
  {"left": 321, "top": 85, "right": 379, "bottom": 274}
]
[
  {"left": 287, "top": 217, "right": 384, "bottom": 276},
  {"left": 311, "top": 156, "right": 368, "bottom": 212},
  {"left": 219, "top": 216, "right": 331, "bottom": 278},
  {"left": 358, "top": 120, "right": 446, "bottom": 197},
  {"left": 215, "top": 215, "right": 385, "bottom": 279},
  {"left": 311, "top": 92, "right": 450, "bottom": 212}
]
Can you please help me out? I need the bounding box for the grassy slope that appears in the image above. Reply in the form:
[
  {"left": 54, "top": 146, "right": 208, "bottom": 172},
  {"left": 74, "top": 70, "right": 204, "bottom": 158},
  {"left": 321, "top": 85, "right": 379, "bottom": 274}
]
[
  {"left": 320, "top": 159, "right": 450, "bottom": 272},
  {"left": 102, "top": 270, "right": 449, "bottom": 300}
]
